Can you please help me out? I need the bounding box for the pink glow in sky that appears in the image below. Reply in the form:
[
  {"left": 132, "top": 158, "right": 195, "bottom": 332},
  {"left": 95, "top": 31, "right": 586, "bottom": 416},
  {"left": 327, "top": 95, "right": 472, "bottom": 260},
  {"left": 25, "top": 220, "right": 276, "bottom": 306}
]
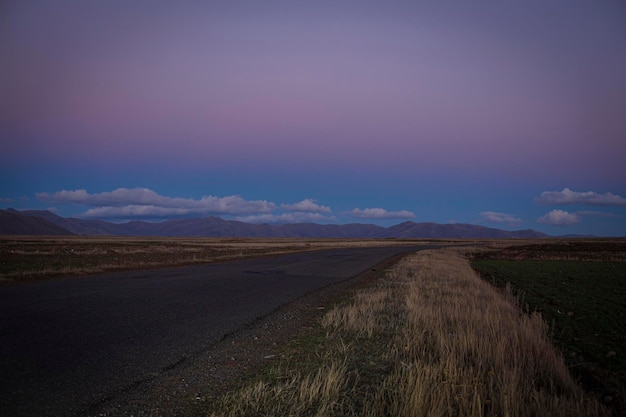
[{"left": 2, "top": 1, "right": 626, "bottom": 235}]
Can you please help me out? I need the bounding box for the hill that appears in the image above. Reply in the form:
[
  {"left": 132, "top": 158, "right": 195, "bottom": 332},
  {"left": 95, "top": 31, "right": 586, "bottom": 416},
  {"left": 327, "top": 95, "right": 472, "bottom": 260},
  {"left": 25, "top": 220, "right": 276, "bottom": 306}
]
[
  {"left": 0, "top": 209, "right": 550, "bottom": 238},
  {"left": 381, "top": 221, "right": 548, "bottom": 239},
  {"left": 0, "top": 209, "right": 75, "bottom": 235}
]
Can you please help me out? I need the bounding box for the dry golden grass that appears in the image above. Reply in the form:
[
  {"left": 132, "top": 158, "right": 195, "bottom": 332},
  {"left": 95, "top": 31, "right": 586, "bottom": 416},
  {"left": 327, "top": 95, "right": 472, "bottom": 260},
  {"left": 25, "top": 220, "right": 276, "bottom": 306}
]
[
  {"left": 207, "top": 248, "right": 609, "bottom": 417},
  {"left": 363, "top": 249, "right": 604, "bottom": 416},
  {"left": 219, "top": 361, "right": 353, "bottom": 416}
]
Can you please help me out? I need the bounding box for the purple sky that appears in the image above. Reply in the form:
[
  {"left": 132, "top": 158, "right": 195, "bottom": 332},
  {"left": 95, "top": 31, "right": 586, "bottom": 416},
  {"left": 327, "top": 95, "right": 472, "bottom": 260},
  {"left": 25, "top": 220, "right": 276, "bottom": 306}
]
[{"left": 2, "top": 1, "right": 626, "bottom": 236}]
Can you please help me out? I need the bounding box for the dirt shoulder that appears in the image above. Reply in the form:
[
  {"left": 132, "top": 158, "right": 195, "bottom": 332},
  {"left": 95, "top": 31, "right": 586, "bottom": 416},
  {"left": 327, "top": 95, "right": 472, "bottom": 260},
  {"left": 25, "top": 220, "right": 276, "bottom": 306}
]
[{"left": 84, "top": 252, "right": 405, "bottom": 417}]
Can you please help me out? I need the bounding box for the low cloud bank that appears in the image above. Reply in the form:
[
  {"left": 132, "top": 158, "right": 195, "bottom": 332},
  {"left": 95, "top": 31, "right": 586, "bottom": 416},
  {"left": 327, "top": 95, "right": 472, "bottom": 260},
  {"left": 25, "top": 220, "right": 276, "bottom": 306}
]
[
  {"left": 537, "top": 209, "right": 581, "bottom": 226},
  {"left": 536, "top": 188, "right": 626, "bottom": 206},
  {"left": 38, "top": 188, "right": 276, "bottom": 218},
  {"left": 532, "top": 187, "right": 626, "bottom": 229},
  {"left": 235, "top": 212, "right": 337, "bottom": 224},
  {"left": 36, "top": 188, "right": 336, "bottom": 223},
  {"left": 280, "top": 199, "right": 332, "bottom": 213},
  {"left": 479, "top": 211, "right": 522, "bottom": 227},
  {"left": 350, "top": 208, "right": 416, "bottom": 220}
]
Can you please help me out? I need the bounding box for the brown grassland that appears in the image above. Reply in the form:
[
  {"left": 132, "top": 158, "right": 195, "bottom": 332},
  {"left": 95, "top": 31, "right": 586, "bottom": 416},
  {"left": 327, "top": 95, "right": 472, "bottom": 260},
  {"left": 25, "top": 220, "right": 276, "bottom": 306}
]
[{"left": 0, "top": 236, "right": 432, "bottom": 284}]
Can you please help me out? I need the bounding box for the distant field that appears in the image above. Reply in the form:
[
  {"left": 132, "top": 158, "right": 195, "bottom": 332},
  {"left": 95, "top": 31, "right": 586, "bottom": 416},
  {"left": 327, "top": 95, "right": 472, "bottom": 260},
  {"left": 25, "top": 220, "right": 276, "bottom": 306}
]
[
  {"left": 471, "top": 240, "right": 626, "bottom": 415},
  {"left": 0, "top": 236, "right": 436, "bottom": 283}
]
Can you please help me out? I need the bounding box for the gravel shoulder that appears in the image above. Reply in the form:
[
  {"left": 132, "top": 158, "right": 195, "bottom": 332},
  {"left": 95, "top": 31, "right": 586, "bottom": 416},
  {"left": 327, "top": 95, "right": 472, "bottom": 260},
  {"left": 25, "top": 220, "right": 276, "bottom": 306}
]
[{"left": 85, "top": 253, "right": 407, "bottom": 417}]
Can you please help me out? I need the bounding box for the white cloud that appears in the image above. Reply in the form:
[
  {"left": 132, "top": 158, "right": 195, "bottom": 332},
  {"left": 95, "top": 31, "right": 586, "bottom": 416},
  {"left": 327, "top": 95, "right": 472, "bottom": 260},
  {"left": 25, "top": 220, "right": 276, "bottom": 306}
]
[
  {"left": 37, "top": 188, "right": 277, "bottom": 218},
  {"left": 280, "top": 199, "right": 332, "bottom": 213},
  {"left": 479, "top": 211, "right": 522, "bottom": 227},
  {"left": 537, "top": 209, "right": 582, "bottom": 226},
  {"left": 350, "top": 207, "right": 415, "bottom": 220},
  {"left": 81, "top": 205, "right": 197, "bottom": 218},
  {"left": 535, "top": 188, "right": 626, "bottom": 206},
  {"left": 35, "top": 188, "right": 340, "bottom": 222},
  {"left": 37, "top": 188, "right": 158, "bottom": 207},
  {"left": 235, "top": 212, "right": 337, "bottom": 224}
]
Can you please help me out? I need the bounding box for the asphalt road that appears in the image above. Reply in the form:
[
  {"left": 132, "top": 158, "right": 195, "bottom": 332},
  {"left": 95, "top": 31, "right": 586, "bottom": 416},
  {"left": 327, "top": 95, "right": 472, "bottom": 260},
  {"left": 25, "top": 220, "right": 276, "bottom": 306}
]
[{"left": 0, "top": 245, "right": 432, "bottom": 416}]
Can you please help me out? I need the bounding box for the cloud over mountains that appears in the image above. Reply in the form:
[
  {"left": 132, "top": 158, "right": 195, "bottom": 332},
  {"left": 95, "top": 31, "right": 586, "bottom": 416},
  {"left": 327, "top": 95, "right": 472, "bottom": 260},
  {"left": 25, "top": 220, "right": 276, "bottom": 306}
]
[
  {"left": 349, "top": 208, "right": 416, "bottom": 220},
  {"left": 36, "top": 188, "right": 410, "bottom": 224},
  {"left": 479, "top": 211, "right": 523, "bottom": 227},
  {"left": 537, "top": 210, "right": 582, "bottom": 226},
  {"left": 533, "top": 188, "right": 625, "bottom": 228},
  {"left": 37, "top": 188, "right": 276, "bottom": 218},
  {"left": 26, "top": 186, "right": 624, "bottom": 234},
  {"left": 280, "top": 199, "right": 332, "bottom": 213},
  {"left": 535, "top": 188, "right": 626, "bottom": 206}
]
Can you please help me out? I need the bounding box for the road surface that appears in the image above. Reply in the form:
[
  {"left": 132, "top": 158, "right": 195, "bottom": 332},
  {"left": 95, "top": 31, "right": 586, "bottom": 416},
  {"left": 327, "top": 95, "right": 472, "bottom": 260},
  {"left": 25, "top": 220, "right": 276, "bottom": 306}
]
[{"left": 0, "top": 245, "right": 435, "bottom": 416}]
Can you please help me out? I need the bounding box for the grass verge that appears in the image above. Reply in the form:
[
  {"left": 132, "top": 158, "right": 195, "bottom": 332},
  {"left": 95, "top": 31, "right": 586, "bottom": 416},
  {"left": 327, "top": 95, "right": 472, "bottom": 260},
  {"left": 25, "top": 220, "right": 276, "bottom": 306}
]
[{"left": 202, "top": 248, "right": 610, "bottom": 416}]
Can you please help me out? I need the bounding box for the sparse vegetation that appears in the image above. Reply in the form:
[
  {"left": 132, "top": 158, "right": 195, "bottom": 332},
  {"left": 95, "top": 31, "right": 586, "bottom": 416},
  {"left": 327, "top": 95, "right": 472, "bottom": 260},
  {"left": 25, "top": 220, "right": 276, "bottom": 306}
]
[
  {"left": 0, "top": 236, "right": 429, "bottom": 283},
  {"left": 204, "top": 248, "right": 610, "bottom": 417}
]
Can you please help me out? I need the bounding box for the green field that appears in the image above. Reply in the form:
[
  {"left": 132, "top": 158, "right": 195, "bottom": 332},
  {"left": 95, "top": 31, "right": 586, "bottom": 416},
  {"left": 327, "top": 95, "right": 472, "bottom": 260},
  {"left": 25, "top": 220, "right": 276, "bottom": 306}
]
[{"left": 472, "top": 247, "right": 626, "bottom": 413}]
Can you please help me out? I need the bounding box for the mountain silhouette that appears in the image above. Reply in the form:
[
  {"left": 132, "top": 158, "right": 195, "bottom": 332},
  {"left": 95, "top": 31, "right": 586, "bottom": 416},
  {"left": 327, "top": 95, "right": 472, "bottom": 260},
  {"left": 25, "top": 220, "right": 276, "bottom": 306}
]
[{"left": 1, "top": 209, "right": 549, "bottom": 238}]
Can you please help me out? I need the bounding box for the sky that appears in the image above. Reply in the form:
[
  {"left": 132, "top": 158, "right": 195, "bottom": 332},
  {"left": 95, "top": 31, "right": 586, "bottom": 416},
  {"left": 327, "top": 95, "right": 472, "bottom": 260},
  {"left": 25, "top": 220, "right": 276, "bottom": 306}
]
[{"left": 2, "top": 0, "right": 626, "bottom": 236}]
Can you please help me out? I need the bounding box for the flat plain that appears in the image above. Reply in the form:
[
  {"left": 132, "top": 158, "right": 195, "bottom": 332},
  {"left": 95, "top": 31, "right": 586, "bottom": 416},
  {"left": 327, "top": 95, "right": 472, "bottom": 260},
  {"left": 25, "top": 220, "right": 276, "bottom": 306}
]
[
  {"left": 2, "top": 236, "right": 624, "bottom": 416},
  {"left": 0, "top": 236, "right": 437, "bottom": 284}
]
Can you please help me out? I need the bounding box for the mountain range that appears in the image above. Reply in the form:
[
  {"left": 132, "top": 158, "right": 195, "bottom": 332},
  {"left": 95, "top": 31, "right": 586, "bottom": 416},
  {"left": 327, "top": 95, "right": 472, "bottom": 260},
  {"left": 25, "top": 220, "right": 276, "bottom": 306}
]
[{"left": 0, "top": 208, "right": 550, "bottom": 239}]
